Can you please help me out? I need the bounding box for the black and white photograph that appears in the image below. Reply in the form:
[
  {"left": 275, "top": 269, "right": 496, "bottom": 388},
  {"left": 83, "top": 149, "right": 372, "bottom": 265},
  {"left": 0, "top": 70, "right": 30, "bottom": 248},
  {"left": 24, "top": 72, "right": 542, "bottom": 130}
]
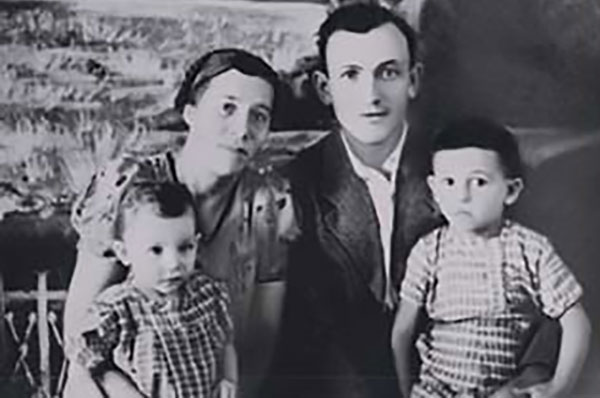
[{"left": 0, "top": 1, "right": 598, "bottom": 397}]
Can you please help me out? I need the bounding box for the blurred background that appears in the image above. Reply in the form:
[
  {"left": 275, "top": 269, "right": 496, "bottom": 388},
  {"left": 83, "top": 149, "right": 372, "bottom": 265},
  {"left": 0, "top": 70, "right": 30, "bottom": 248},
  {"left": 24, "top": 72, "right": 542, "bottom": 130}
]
[{"left": 0, "top": 0, "right": 598, "bottom": 397}]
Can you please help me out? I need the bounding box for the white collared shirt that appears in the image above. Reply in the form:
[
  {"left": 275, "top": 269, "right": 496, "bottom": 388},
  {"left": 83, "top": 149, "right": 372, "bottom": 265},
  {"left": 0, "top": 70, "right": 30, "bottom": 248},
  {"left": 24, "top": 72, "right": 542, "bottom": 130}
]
[{"left": 341, "top": 125, "right": 408, "bottom": 306}]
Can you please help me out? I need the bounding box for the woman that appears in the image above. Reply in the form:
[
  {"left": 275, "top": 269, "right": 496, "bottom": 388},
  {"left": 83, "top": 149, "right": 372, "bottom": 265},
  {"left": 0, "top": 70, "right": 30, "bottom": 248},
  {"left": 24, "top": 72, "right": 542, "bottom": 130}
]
[{"left": 64, "top": 48, "right": 296, "bottom": 397}]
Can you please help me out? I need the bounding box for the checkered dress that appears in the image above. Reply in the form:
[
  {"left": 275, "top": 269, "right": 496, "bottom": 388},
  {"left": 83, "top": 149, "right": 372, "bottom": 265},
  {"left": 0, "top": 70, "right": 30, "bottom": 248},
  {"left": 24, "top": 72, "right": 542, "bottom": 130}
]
[
  {"left": 400, "top": 220, "right": 582, "bottom": 397},
  {"left": 70, "top": 271, "right": 233, "bottom": 398}
]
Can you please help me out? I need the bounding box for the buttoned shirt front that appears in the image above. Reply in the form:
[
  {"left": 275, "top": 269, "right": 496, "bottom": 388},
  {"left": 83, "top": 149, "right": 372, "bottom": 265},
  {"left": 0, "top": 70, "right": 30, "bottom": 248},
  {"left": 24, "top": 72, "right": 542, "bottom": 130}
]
[{"left": 341, "top": 124, "right": 408, "bottom": 306}]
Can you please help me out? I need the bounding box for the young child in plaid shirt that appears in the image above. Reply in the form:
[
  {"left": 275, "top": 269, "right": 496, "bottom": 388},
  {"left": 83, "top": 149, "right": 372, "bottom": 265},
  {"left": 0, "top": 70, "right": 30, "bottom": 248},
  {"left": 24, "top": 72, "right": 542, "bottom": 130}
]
[
  {"left": 67, "top": 181, "right": 237, "bottom": 398},
  {"left": 392, "top": 118, "right": 591, "bottom": 398}
]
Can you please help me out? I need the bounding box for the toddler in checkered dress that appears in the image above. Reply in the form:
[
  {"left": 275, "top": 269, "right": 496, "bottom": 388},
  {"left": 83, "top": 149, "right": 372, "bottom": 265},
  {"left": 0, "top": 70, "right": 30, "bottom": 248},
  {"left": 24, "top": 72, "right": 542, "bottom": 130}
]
[
  {"left": 68, "top": 181, "right": 237, "bottom": 398},
  {"left": 391, "top": 118, "right": 591, "bottom": 398}
]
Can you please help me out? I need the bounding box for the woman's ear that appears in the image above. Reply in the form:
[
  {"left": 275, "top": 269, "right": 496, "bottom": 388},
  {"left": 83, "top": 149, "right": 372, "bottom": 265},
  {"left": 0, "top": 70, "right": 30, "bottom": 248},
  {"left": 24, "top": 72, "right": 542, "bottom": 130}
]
[
  {"left": 312, "top": 70, "right": 332, "bottom": 106},
  {"left": 504, "top": 178, "right": 524, "bottom": 206},
  {"left": 112, "top": 240, "right": 131, "bottom": 267},
  {"left": 182, "top": 104, "right": 196, "bottom": 129}
]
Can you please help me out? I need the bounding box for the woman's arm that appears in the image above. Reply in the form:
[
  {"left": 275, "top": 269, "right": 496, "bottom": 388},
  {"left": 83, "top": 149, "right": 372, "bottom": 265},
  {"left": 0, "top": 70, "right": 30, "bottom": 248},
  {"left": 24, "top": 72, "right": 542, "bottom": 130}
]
[
  {"left": 63, "top": 250, "right": 125, "bottom": 344},
  {"left": 514, "top": 303, "right": 591, "bottom": 398},
  {"left": 239, "top": 280, "right": 285, "bottom": 398},
  {"left": 391, "top": 299, "right": 422, "bottom": 398}
]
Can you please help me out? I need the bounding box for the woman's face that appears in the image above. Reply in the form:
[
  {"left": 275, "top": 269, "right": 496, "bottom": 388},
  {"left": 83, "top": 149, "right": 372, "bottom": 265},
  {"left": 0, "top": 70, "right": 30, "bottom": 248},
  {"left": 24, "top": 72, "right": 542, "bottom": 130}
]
[{"left": 182, "top": 69, "right": 274, "bottom": 177}]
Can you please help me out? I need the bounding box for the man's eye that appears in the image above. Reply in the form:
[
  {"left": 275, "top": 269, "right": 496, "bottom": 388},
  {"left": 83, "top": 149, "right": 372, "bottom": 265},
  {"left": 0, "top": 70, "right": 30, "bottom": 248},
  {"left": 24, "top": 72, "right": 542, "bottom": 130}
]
[
  {"left": 221, "top": 101, "right": 237, "bottom": 115},
  {"left": 340, "top": 69, "right": 359, "bottom": 80},
  {"left": 380, "top": 67, "right": 400, "bottom": 80},
  {"left": 150, "top": 246, "right": 163, "bottom": 255}
]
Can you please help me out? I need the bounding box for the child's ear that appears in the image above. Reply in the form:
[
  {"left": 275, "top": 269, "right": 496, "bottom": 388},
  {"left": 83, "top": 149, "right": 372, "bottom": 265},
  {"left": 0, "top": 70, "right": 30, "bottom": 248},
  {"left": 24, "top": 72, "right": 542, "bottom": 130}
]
[
  {"left": 426, "top": 174, "right": 438, "bottom": 201},
  {"left": 112, "top": 240, "right": 131, "bottom": 267},
  {"left": 312, "top": 70, "right": 332, "bottom": 106},
  {"left": 504, "top": 178, "right": 524, "bottom": 206}
]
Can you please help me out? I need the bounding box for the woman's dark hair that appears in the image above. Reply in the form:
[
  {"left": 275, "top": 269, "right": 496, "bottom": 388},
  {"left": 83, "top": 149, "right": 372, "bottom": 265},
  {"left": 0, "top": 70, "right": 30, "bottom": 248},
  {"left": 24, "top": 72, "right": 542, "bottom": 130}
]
[
  {"left": 174, "top": 48, "right": 280, "bottom": 114},
  {"left": 430, "top": 117, "right": 525, "bottom": 179}
]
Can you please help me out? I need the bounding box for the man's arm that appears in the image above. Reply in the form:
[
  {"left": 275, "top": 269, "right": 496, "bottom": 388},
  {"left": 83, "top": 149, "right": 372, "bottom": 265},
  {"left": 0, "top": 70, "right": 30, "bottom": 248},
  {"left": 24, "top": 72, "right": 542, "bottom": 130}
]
[
  {"left": 391, "top": 299, "right": 422, "bottom": 398},
  {"left": 514, "top": 303, "right": 591, "bottom": 398}
]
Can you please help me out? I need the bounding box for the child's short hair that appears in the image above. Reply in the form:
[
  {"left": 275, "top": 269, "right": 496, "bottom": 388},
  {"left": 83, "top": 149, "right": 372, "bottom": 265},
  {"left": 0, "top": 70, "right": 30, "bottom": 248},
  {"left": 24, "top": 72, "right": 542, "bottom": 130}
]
[
  {"left": 317, "top": 2, "right": 418, "bottom": 72},
  {"left": 115, "top": 181, "right": 197, "bottom": 238},
  {"left": 430, "top": 117, "right": 525, "bottom": 179}
]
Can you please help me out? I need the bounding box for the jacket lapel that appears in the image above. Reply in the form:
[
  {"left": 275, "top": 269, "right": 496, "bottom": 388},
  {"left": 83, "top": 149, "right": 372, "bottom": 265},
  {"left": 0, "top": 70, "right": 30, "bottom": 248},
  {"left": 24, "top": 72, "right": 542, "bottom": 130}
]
[{"left": 316, "top": 133, "right": 386, "bottom": 301}]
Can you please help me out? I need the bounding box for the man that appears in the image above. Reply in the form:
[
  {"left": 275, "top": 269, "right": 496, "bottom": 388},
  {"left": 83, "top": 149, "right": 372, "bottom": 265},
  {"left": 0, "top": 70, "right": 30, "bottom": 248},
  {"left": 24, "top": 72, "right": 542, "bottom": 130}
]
[
  {"left": 269, "top": 4, "right": 560, "bottom": 398},
  {"left": 270, "top": 4, "right": 437, "bottom": 398}
]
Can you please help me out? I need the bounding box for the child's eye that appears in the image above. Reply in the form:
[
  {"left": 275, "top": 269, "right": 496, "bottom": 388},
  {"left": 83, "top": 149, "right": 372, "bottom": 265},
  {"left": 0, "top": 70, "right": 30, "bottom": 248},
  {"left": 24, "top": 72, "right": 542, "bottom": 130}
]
[
  {"left": 179, "top": 242, "right": 196, "bottom": 253},
  {"left": 150, "top": 246, "right": 163, "bottom": 255},
  {"left": 473, "top": 177, "right": 488, "bottom": 187},
  {"left": 442, "top": 177, "right": 455, "bottom": 186}
]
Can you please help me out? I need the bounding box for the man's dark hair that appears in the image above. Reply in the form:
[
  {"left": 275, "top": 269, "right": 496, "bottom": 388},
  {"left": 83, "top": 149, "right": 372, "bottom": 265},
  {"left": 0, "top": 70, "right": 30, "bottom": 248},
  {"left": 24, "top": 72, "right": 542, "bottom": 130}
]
[
  {"left": 317, "top": 2, "right": 418, "bottom": 71},
  {"left": 115, "top": 181, "right": 197, "bottom": 238},
  {"left": 174, "top": 48, "right": 280, "bottom": 114},
  {"left": 430, "top": 117, "right": 525, "bottom": 179}
]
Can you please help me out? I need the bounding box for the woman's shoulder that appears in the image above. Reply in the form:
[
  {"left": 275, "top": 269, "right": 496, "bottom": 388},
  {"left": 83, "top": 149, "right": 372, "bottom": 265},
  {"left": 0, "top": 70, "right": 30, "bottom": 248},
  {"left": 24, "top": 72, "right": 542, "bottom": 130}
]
[{"left": 70, "top": 149, "right": 177, "bottom": 256}]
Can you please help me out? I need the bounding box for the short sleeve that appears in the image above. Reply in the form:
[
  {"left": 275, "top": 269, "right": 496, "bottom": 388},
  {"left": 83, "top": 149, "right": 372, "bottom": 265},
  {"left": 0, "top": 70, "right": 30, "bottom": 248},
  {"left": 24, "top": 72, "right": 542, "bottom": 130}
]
[
  {"left": 67, "top": 298, "right": 122, "bottom": 372},
  {"left": 536, "top": 239, "right": 583, "bottom": 318},
  {"left": 71, "top": 151, "right": 176, "bottom": 258},
  {"left": 399, "top": 235, "right": 434, "bottom": 306},
  {"left": 70, "top": 154, "right": 141, "bottom": 258}
]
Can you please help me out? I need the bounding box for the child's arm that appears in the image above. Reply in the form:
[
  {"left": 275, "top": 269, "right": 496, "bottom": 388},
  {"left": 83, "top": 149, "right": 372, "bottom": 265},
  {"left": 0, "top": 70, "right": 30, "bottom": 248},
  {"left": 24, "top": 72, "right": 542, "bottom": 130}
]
[
  {"left": 96, "top": 367, "right": 149, "bottom": 398},
  {"left": 513, "top": 302, "right": 591, "bottom": 398},
  {"left": 214, "top": 342, "right": 238, "bottom": 398},
  {"left": 391, "top": 299, "right": 422, "bottom": 398}
]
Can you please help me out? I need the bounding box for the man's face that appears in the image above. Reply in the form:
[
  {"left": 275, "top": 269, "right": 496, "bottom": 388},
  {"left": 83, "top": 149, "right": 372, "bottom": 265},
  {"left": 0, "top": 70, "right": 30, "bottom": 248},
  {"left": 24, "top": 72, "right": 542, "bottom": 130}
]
[
  {"left": 428, "top": 147, "right": 522, "bottom": 236},
  {"left": 183, "top": 69, "right": 274, "bottom": 177},
  {"left": 116, "top": 206, "right": 198, "bottom": 295},
  {"left": 322, "top": 23, "right": 418, "bottom": 151}
]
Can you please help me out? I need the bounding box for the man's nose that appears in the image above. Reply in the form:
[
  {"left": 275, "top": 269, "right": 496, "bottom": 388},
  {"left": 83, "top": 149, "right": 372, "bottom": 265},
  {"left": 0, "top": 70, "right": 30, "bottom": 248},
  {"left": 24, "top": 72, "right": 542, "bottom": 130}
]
[{"left": 362, "top": 75, "right": 382, "bottom": 106}]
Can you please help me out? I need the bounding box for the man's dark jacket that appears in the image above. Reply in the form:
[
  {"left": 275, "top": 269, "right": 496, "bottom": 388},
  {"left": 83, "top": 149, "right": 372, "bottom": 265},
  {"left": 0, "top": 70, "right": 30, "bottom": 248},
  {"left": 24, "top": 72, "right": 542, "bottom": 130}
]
[{"left": 268, "top": 129, "right": 438, "bottom": 398}]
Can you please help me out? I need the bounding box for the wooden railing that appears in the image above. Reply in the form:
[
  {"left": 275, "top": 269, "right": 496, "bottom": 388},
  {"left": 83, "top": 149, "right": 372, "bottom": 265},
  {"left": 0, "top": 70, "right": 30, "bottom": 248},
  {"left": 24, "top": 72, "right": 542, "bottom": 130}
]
[{"left": 0, "top": 272, "right": 68, "bottom": 398}]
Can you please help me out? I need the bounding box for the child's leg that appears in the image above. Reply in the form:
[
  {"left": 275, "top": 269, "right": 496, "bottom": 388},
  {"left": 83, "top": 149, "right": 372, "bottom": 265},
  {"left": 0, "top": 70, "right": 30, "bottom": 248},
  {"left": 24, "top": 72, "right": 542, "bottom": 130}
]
[
  {"left": 410, "top": 371, "right": 459, "bottom": 398},
  {"left": 514, "top": 315, "right": 560, "bottom": 388}
]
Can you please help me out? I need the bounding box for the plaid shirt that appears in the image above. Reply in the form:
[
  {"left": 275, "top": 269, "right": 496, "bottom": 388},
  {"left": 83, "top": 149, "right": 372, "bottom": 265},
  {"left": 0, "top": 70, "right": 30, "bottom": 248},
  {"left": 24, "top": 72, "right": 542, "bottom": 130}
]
[
  {"left": 400, "top": 220, "right": 582, "bottom": 397},
  {"left": 70, "top": 271, "right": 233, "bottom": 398}
]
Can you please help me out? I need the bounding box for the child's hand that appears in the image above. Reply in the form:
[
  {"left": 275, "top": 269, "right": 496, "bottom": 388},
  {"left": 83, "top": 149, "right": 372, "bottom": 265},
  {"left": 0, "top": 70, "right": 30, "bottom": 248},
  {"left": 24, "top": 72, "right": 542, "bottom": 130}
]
[
  {"left": 512, "top": 381, "right": 563, "bottom": 398},
  {"left": 213, "top": 379, "right": 237, "bottom": 398},
  {"left": 488, "top": 384, "right": 518, "bottom": 398}
]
